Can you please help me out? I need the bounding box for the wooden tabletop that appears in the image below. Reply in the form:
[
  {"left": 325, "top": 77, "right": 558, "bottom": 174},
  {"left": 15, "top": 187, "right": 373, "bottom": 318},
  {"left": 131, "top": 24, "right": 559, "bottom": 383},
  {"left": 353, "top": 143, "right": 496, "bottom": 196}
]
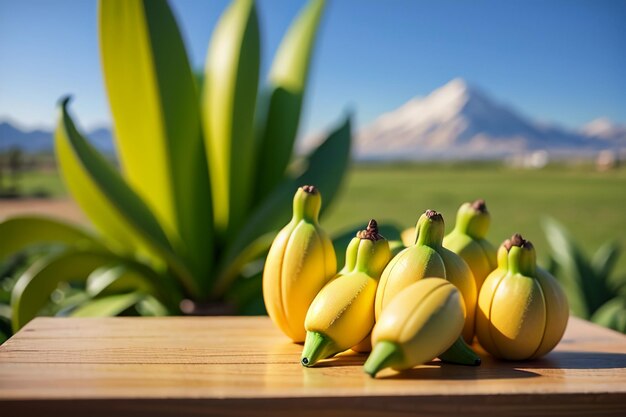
[{"left": 1, "top": 316, "right": 625, "bottom": 416}]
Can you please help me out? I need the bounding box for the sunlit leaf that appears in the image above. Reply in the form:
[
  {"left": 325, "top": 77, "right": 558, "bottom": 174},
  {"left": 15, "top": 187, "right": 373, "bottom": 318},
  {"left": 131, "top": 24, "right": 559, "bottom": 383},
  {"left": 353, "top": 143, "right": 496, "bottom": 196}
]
[
  {"left": 11, "top": 250, "right": 121, "bottom": 331},
  {"left": 255, "top": 0, "right": 326, "bottom": 200},
  {"left": 592, "top": 240, "right": 621, "bottom": 290},
  {"left": 100, "top": 0, "right": 213, "bottom": 292},
  {"left": 136, "top": 295, "right": 170, "bottom": 316},
  {"left": 0, "top": 216, "right": 102, "bottom": 262},
  {"left": 203, "top": 0, "right": 260, "bottom": 237},
  {"left": 590, "top": 296, "right": 626, "bottom": 333},
  {"left": 213, "top": 116, "right": 351, "bottom": 297},
  {"left": 86, "top": 263, "right": 180, "bottom": 310},
  {"left": 71, "top": 292, "right": 144, "bottom": 317},
  {"left": 55, "top": 99, "right": 198, "bottom": 297},
  {"left": 542, "top": 217, "right": 612, "bottom": 318}
]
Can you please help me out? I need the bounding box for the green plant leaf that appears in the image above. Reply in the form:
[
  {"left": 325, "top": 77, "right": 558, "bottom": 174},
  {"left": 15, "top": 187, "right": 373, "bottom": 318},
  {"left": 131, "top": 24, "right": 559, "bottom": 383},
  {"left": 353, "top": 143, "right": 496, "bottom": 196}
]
[
  {"left": 592, "top": 240, "right": 621, "bottom": 289},
  {"left": 590, "top": 296, "right": 626, "bottom": 333},
  {"left": 203, "top": 0, "right": 260, "bottom": 238},
  {"left": 71, "top": 292, "right": 144, "bottom": 318},
  {"left": 136, "top": 295, "right": 170, "bottom": 316},
  {"left": 86, "top": 265, "right": 147, "bottom": 297},
  {"left": 0, "top": 216, "right": 102, "bottom": 262},
  {"left": 255, "top": 0, "right": 326, "bottom": 200},
  {"left": 100, "top": 0, "right": 213, "bottom": 291},
  {"left": 213, "top": 116, "right": 351, "bottom": 297},
  {"left": 541, "top": 217, "right": 612, "bottom": 318},
  {"left": 55, "top": 100, "right": 198, "bottom": 298},
  {"left": 11, "top": 250, "right": 122, "bottom": 331},
  {"left": 86, "top": 263, "right": 180, "bottom": 310}
]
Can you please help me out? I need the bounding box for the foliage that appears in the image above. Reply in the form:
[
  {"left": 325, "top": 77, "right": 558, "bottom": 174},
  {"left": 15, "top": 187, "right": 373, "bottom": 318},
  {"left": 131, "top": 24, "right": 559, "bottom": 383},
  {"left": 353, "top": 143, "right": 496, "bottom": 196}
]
[
  {"left": 0, "top": 0, "right": 352, "bottom": 336},
  {"left": 542, "top": 217, "right": 626, "bottom": 333}
]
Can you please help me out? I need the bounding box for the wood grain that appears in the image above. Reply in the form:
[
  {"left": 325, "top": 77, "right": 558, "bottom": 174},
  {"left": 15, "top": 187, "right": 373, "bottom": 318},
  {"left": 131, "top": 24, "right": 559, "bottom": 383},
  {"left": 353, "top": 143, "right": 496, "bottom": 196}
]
[{"left": 1, "top": 316, "right": 625, "bottom": 416}]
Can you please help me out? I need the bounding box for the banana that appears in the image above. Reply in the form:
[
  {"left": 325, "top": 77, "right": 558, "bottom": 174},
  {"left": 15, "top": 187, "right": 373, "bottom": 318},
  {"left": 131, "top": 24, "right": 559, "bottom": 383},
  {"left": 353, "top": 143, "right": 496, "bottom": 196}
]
[
  {"left": 443, "top": 199, "right": 497, "bottom": 294},
  {"left": 364, "top": 278, "right": 466, "bottom": 377},
  {"left": 301, "top": 220, "right": 391, "bottom": 367},
  {"left": 476, "top": 234, "right": 569, "bottom": 360},
  {"left": 375, "top": 210, "right": 477, "bottom": 342},
  {"left": 263, "top": 185, "right": 336, "bottom": 342}
]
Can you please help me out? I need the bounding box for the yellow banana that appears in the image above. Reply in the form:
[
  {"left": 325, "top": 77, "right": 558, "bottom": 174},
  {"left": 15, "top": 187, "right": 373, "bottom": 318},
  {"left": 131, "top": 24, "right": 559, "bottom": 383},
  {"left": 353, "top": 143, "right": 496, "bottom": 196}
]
[
  {"left": 263, "top": 185, "right": 336, "bottom": 342},
  {"left": 476, "top": 234, "right": 569, "bottom": 360},
  {"left": 375, "top": 210, "right": 477, "bottom": 342},
  {"left": 301, "top": 220, "right": 391, "bottom": 367},
  {"left": 364, "top": 278, "right": 465, "bottom": 377},
  {"left": 443, "top": 199, "right": 497, "bottom": 294}
]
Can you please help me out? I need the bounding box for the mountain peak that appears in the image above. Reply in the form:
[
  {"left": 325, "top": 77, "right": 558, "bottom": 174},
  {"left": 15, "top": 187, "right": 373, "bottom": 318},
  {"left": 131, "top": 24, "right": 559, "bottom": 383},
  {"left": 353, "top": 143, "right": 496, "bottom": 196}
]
[
  {"left": 357, "top": 79, "right": 622, "bottom": 161},
  {"left": 582, "top": 117, "right": 626, "bottom": 140}
]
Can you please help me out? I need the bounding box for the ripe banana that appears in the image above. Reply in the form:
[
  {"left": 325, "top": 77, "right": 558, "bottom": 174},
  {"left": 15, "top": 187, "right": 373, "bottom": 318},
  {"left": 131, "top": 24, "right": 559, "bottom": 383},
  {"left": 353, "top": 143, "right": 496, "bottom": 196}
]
[
  {"left": 476, "top": 234, "right": 569, "bottom": 360},
  {"left": 443, "top": 199, "right": 497, "bottom": 294},
  {"left": 263, "top": 185, "right": 336, "bottom": 342},
  {"left": 364, "top": 278, "right": 466, "bottom": 377},
  {"left": 375, "top": 210, "right": 477, "bottom": 342},
  {"left": 301, "top": 220, "right": 391, "bottom": 367}
]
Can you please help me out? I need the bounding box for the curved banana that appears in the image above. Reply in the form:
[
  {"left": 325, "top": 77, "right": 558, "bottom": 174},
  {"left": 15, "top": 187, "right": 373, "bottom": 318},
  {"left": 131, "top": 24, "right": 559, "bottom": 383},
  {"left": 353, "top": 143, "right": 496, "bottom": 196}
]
[
  {"left": 364, "top": 278, "right": 465, "bottom": 377},
  {"left": 476, "top": 234, "right": 569, "bottom": 360},
  {"left": 375, "top": 210, "right": 477, "bottom": 342},
  {"left": 263, "top": 185, "right": 336, "bottom": 342},
  {"left": 301, "top": 220, "right": 391, "bottom": 367},
  {"left": 443, "top": 199, "right": 497, "bottom": 293}
]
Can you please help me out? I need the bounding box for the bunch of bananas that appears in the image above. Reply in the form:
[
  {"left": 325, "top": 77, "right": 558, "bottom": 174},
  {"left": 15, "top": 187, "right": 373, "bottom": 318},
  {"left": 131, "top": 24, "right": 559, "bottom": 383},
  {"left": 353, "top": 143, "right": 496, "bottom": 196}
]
[{"left": 263, "top": 188, "right": 569, "bottom": 377}]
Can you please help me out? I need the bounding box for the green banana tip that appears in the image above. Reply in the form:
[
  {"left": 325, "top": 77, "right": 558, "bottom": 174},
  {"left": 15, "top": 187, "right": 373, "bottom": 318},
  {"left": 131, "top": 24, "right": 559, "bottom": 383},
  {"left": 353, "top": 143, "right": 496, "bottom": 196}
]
[
  {"left": 363, "top": 341, "right": 403, "bottom": 378},
  {"left": 300, "top": 331, "right": 337, "bottom": 368}
]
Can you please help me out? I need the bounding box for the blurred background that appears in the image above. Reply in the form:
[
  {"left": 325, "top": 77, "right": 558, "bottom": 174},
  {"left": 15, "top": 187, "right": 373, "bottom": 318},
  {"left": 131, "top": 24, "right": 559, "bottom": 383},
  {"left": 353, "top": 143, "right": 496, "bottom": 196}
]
[{"left": 1, "top": 0, "right": 625, "bottom": 335}]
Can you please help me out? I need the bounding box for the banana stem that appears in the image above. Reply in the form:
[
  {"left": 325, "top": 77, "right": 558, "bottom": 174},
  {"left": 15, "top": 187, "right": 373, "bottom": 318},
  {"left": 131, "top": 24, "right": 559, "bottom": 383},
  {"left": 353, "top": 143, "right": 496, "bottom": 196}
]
[
  {"left": 292, "top": 185, "right": 321, "bottom": 223},
  {"left": 363, "top": 340, "right": 404, "bottom": 377},
  {"left": 505, "top": 234, "right": 537, "bottom": 276},
  {"left": 415, "top": 210, "right": 445, "bottom": 248},
  {"left": 454, "top": 200, "right": 490, "bottom": 239}
]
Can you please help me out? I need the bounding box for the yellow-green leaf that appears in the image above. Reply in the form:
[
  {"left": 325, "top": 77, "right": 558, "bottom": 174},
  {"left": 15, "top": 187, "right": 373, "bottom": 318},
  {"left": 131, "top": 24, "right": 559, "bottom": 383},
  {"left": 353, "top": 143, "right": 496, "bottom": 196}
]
[
  {"left": 203, "top": 0, "right": 260, "bottom": 237},
  {"left": 11, "top": 250, "right": 118, "bottom": 331},
  {"left": 213, "top": 115, "right": 351, "bottom": 297},
  {"left": 55, "top": 98, "right": 198, "bottom": 298},
  {"left": 70, "top": 292, "right": 145, "bottom": 318},
  {"left": 255, "top": 0, "right": 326, "bottom": 200},
  {"left": 0, "top": 216, "right": 101, "bottom": 261},
  {"left": 100, "top": 0, "right": 213, "bottom": 290}
]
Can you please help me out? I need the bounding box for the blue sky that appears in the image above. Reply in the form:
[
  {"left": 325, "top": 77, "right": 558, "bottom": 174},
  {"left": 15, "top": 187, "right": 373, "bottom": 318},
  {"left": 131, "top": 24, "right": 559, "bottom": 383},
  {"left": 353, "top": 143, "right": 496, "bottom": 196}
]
[{"left": 1, "top": 0, "right": 625, "bottom": 137}]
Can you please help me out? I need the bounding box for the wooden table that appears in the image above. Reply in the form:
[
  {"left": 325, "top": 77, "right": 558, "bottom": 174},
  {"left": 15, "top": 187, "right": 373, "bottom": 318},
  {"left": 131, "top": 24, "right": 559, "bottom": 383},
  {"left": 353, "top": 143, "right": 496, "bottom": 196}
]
[{"left": 1, "top": 316, "right": 625, "bottom": 416}]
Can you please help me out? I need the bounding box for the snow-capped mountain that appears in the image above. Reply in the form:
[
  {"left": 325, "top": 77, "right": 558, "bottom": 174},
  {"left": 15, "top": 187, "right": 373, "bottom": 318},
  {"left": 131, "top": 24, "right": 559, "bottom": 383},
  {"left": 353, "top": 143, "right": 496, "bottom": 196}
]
[
  {"left": 581, "top": 118, "right": 626, "bottom": 141},
  {"left": 0, "top": 121, "right": 115, "bottom": 155},
  {"left": 356, "top": 78, "right": 625, "bottom": 161}
]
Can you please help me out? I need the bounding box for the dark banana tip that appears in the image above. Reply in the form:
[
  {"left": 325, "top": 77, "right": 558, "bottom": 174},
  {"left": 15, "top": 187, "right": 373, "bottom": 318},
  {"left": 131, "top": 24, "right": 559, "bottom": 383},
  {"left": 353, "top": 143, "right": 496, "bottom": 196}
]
[
  {"left": 357, "top": 219, "right": 384, "bottom": 241},
  {"left": 424, "top": 209, "right": 441, "bottom": 219},
  {"left": 504, "top": 233, "right": 533, "bottom": 251},
  {"left": 474, "top": 357, "right": 482, "bottom": 366},
  {"left": 301, "top": 185, "right": 318, "bottom": 194},
  {"left": 471, "top": 199, "right": 487, "bottom": 213},
  {"left": 301, "top": 357, "right": 310, "bottom": 366}
]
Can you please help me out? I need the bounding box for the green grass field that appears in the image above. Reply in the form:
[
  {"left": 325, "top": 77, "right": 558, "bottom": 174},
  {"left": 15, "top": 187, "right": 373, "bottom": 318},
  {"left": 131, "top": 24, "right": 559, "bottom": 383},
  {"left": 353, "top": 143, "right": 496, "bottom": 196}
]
[
  {"left": 323, "top": 163, "right": 626, "bottom": 275},
  {"left": 11, "top": 163, "right": 626, "bottom": 275}
]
